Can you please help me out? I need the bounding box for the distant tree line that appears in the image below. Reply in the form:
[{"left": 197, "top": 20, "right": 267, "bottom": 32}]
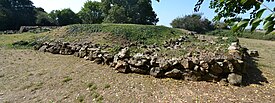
[{"left": 0, "top": 0, "right": 158, "bottom": 31}]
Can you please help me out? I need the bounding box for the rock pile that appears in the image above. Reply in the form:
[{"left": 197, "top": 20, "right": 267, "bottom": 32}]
[{"left": 35, "top": 39, "right": 256, "bottom": 86}]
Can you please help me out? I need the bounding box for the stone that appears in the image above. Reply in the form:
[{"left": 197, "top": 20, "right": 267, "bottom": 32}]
[
  {"left": 164, "top": 69, "right": 183, "bottom": 79},
  {"left": 150, "top": 56, "right": 159, "bottom": 67},
  {"left": 228, "top": 42, "right": 240, "bottom": 50},
  {"left": 47, "top": 46, "right": 61, "bottom": 54},
  {"left": 228, "top": 50, "right": 242, "bottom": 60},
  {"left": 210, "top": 62, "right": 223, "bottom": 74},
  {"left": 169, "top": 58, "right": 181, "bottom": 66},
  {"left": 194, "top": 65, "right": 200, "bottom": 71},
  {"left": 103, "top": 54, "right": 114, "bottom": 65},
  {"left": 114, "top": 60, "right": 129, "bottom": 73},
  {"left": 158, "top": 60, "right": 171, "bottom": 70},
  {"left": 129, "top": 66, "right": 148, "bottom": 74},
  {"left": 78, "top": 50, "right": 87, "bottom": 58},
  {"left": 38, "top": 45, "right": 48, "bottom": 52},
  {"left": 184, "top": 52, "right": 192, "bottom": 57},
  {"left": 180, "top": 59, "right": 195, "bottom": 69},
  {"left": 94, "top": 57, "right": 103, "bottom": 64},
  {"left": 227, "top": 73, "right": 242, "bottom": 86},
  {"left": 248, "top": 50, "right": 259, "bottom": 57},
  {"left": 150, "top": 67, "right": 164, "bottom": 78},
  {"left": 117, "top": 47, "right": 129, "bottom": 58},
  {"left": 183, "top": 71, "right": 201, "bottom": 81},
  {"left": 199, "top": 61, "right": 209, "bottom": 71}
]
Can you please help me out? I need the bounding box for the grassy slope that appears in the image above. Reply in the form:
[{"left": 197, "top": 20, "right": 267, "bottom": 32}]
[{"left": 45, "top": 24, "right": 185, "bottom": 45}]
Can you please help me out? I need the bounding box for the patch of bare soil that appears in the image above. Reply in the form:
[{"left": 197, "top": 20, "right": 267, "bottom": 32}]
[{"left": 0, "top": 41, "right": 275, "bottom": 103}]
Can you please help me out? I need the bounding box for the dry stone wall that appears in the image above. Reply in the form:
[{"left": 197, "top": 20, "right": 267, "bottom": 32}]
[{"left": 35, "top": 36, "right": 259, "bottom": 86}]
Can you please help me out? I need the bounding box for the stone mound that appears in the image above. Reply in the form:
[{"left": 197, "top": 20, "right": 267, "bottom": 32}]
[{"left": 35, "top": 35, "right": 259, "bottom": 86}]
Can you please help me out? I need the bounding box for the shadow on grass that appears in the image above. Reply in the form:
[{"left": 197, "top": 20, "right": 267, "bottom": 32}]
[{"left": 242, "top": 56, "right": 268, "bottom": 86}]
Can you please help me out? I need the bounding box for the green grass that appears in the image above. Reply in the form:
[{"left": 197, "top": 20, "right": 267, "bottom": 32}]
[
  {"left": 0, "top": 33, "right": 45, "bottom": 49},
  {"left": 62, "top": 24, "right": 185, "bottom": 45},
  {"left": 206, "top": 30, "right": 275, "bottom": 41}
]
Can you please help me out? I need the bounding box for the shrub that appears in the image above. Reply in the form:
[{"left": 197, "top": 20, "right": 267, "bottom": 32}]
[{"left": 170, "top": 14, "right": 215, "bottom": 34}]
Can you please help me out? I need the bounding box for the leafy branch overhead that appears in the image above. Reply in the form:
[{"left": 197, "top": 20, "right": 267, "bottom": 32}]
[{"left": 194, "top": 0, "right": 275, "bottom": 34}]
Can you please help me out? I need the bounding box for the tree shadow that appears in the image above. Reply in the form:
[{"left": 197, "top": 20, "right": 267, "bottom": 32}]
[{"left": 242, "top": 56, "right": 268, "bottom": 86}]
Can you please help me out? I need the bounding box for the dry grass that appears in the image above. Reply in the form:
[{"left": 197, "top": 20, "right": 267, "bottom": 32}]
[
  {"left": 0, "top": 38, "right": 275, "bottom": 102},
  {"left": 239, "top": 38, "right": 275, "bottom": 81}
]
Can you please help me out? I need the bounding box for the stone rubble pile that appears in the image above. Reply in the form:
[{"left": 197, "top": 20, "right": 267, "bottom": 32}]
[{"left": 35, "top": 39, "right": 259, "bottom": 86}]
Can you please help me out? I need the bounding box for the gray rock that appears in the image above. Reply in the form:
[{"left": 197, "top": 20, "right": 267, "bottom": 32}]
[
  {"left": 158, "top": 60, "right": 171, "bottom": 70},
  {"left": 38, "top": 45, "right": 48, "bottom": 52},
  {"left": 227, "top": 73, "right": 242, "bottom": 86},
  {"left": 47, "top": 46, "right": 61, "bottom": 54},
  {"left": 114, "top": 60, "right": 129, "bottom": 73},
  {"left": 150, "top": 67, "right": 164, "bottom": 78},
  {"left": 248, "top": 50, "right": 259, "bottom": 57},
  {"left": 129, "top": 66, "right": 148, "bottom": 74},
  {"left": 228, "top": 42, "right": 240, "bottom": 50},
  {"left": 210, "top": 62, "right": 223, "bottom": 74},
  {"left": 164, "top": 69, "right": 183, "bottom": 79},
  {"left": 180, "top": 59, "right": 195, "bottom": 69},
  {"left": 103, "top": 54, "right": 114, "bottom": 65},
  {"left": 94, "top": 57, "right": 104, "bottom": 64},
  {"left": 117, "top": 47, "right": 129, "bottom": 58},
  {"left": 183, "top": 71, "right": 201, "bottom": 81}
]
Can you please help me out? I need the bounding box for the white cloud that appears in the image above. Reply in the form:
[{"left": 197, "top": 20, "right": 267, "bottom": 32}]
[{"left": 31, "top": 0, "right": 101, "bottom": 13}]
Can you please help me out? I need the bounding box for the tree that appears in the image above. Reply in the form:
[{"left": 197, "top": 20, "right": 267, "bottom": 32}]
[
  {"left": 0, "top": 0, "right": 36, "bottom": 30},
  {"left": 103, "top": 4, "right": 128, "bottom": 23},
  {"left": 101, "top": 0, "right": 158, "bottom": 25},
  {"left": 194, "top": 0, "right": 275, "bottom": 34},
  {"left": 35, "top": 7, "right": 54, "bottom": 26},
  {"left": 49, "top": 8, "right": 81, "bottom": 26},
  {"left": 171, "top": 14, "right": 215, "bottom": 33},
  {"left": 78, "top": 1, "right": 104, "bottom": 24}
]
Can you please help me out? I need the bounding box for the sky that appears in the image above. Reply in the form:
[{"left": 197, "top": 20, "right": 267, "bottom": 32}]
[
  {"left": 31, "top": 0, "right": 274, "bottom": 27},
  {"left": 31, "top": 0, "right": 214, "bottom": 27}
]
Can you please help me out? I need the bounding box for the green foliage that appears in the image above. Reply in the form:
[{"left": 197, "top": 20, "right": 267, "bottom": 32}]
[
  {"left": 35, "top": 7, "right": 54, "bottom": 26},
  {"left": 101, "top": 0, "right": 158, "bottom": 25},
  {"left": 49, "top": 8, "right": 81, "bottom": 26},
  {"left": 0, "top": 0, "right": 36, "bottom": 30},
  {"left": 170, "top": 14, "right": 215, "bottom": 33},
  {"left": 214, "top": 22, "right": 230, "bottom": 30},
  {"left": 103, "top": 5, "right": 128, "bottom": 23},
  {"left": 78, "top": 1, "right": 104, "bottom": 24},
  {"left": 195, "top": 0, "right": 275, "bottom": 34},
  {"left": 65, "top": 24, "right": 184, "bottom": 45}
]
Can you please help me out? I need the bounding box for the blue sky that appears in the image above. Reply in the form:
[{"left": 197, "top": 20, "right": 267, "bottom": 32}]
[
  {"left": 152, "top": 0, "right": 215, "bottom": 26},
  {"left": 31, "top": 0, "right": 214, "bottom": 27},
  {"left": 31, "top": 0, "right": 274, "bottom": 27}
]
